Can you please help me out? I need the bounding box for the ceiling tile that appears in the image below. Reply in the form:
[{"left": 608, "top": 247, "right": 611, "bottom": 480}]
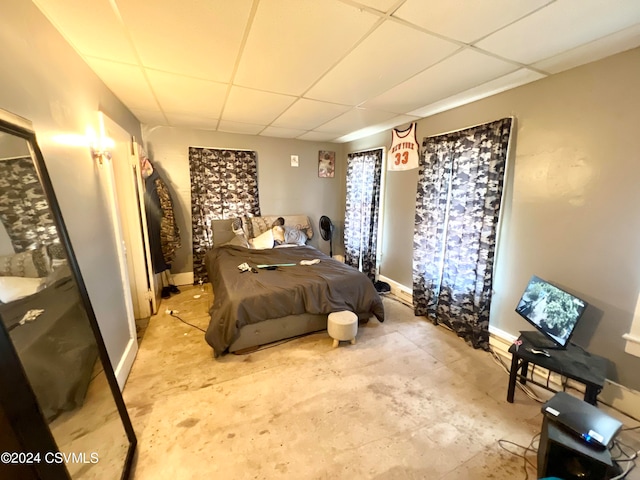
[
  {"left": 146, "top": 70, "right": 227, "bottom": 118},
  {"left": 217, "top": 120, "right": 265, "bottom": 135},
  {"left": 348, "top": 0, "right": 399, "bottom": 14},
  {"left": 476, "top": 0, "right": 640, "bottom": 64},
  {"left": 234, "top": 0, "right": 378, "bottom": 95},
  {"left": 314, "top": 107, "right": 397, "bottom": 134},
  {"left": 260, "top": 126, "right": 308, "bottom": 138},
  {"left": 32, "top": 0, "right": 640, "bottom": 141},
  {"left": 117, "top": 0, "right": 253, "bottom": 82},
  {"left": 334, "top": 114, "right": 421, "bottom": 143},
  {"left": 85, "top": 58, "right": 157, "bottom": 109},
  {"left": 297, "top": 131, "right": 341, "bottom": 142},
  {"left": 222, "top": 86, "right": 297, "bottom": 125},
  {"left": 532, "top": 23, "right": 640, "bottom": 74},
  {"left": 409, "top": 68, "right": 547, "bottom": 118},
  {"left": 272, "top": 99, "right": 350, "bottom": 130},
  {"left": 164, "top": 113, "right": 219, "bottom": 130},
  {"left": 33, "top": 0, "right": 137, "bottom": 63},
  {"left": 306, "top": 20, "right": 460, "bottom": 105},
  {"left": 393, "top": 0, "right": 552, "bottom": 44},
  {"left": 363, "top": 48, "right": 518, "bottom": 113},
  {"left": 131, "top": 108, "right": 169, "bottom": 126}
]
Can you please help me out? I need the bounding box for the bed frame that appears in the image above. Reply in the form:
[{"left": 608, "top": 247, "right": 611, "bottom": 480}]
[
  {"left": 209, "top": 216, "right": 371, "bottom": 353},
  {"left": 228, "top": 313, "right": 328, "bottom": 352}
]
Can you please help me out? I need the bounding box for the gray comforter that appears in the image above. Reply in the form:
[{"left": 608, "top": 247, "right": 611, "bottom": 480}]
[
  {"left": 0, "top": 275, "right": 98, "bottom": 421},
  {"left": 205, "top": 245, "right": 385, "bottom": 356}
]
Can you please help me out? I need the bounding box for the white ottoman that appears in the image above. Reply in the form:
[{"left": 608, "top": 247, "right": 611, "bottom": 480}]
[{"left": 328, "top": 311, "right": 358, "bottom": 348}]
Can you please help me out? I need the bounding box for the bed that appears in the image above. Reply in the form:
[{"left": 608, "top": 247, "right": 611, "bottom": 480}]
[
  {"left": 204, "top": 216, "right": 385, "bottom": 356},
  {"left": 0, "top": 254, "right": 98, "bottom": 421}
]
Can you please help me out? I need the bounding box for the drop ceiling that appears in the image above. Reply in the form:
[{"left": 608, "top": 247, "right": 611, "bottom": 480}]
[{"left": 33, "top": 0, "right": 640, "bottom": 143}]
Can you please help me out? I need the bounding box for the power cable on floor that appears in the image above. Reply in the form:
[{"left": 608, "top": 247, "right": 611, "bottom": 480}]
[
  {"left": 232, "top": 330, "right": 326, "bottom": 355},
  {"left": 490, "top": 344, "right": 640, "bottom": 479},
  {"left": 488, "top": 346, "right": 545, "bottom": 403},
  {"left": 166, "top": 310, "right": 207, "bottom": 333},
  {"left": 609, "top": 438, "right": 638, "bottom": 480},
  {"left": 497, "top": 432, "right": 539, "bottom": 480}
]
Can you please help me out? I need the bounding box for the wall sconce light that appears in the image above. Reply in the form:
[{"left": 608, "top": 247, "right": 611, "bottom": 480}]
[
  {"left": 88, "top": 112, "right": 114, "bottom": 164},
  {"left": 50, "top": 112, "right": 115, "bottom": 163}
]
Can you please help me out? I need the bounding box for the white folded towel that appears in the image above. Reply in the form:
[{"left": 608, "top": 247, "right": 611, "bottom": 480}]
[{"left": 300, "top": 259, "right": 320, "bottom": 266}]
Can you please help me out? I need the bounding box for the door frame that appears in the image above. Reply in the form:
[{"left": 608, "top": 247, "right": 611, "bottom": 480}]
[
  {"left": 100, "top": 113, "right": 158, "bottom": 388},
  {"left": 103, "top": 115, "right": 157, "bottom": 318}
]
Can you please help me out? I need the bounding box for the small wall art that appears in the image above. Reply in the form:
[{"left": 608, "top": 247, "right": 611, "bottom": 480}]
[{"left": 318, "top": 150, "right": 335, "bottom": 178}]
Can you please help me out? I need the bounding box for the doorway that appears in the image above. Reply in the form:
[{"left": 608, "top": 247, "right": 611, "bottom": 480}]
[{"left": 100, "top": 113, "right": 157, "bottom": 386}]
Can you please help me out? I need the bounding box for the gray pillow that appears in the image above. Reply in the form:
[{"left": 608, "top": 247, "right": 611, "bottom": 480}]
[
  {"left": 231, "top": 217, "right": 244, "bottom": 236},
  {"left": 43, "top": 264, "right": 72, "bottom": 287},
  {"left": 46, "top": 242, "right": 66, "bottom": 260},
  {"left": 223, "top": 235, "right": 250, "bottom": 248},
  {"left": 0, "top": 247, "right": 51, "bottom": 278},
  {"left": 284, "top": 226, "right": 307, "bottom": 246}
]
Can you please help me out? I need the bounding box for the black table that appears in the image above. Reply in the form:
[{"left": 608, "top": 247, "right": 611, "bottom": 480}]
[{"left": 507, "top": 334, "right": 607, "bottom": 405}]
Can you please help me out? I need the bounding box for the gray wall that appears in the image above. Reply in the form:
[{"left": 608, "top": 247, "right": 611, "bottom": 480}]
[
  {"left": 345, "top": 47, "right": 640, "bottom": 392},
  {"left": 0, "top": 0, "right": 142, "bottom": 368},
  {"left": 142, "top": 126, "right": 346, "bottom": 274},
  {"left": 6, "top": 0, "right": 639, "bottom": 393}
]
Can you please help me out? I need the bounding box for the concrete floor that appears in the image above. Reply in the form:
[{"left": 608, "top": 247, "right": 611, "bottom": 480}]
[{"left": 124, "top": 285, "right": 640, "bottom": 479}]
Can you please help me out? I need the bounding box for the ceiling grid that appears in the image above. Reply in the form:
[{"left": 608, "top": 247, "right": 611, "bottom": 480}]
[{"left": 32, "top": 0, "right": 640, "bottom": 142}]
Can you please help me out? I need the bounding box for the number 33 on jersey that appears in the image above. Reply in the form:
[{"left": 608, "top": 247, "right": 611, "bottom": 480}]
[{"left": 388, "top": 123, "right": 419, "bottom": 171}]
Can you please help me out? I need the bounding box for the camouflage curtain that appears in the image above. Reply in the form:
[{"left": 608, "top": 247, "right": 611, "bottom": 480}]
[
  {"left": 0, "top": 157, "right": 58, "bottom": 252},
  {"left": 189, "top": 147, "right": 260, "bottom": 282},
  {"left": 344, "top": 149, "right": 382, "bottom": 281},
  {"left": 413, "top": 118, "right": 512, "bottom": 349}
]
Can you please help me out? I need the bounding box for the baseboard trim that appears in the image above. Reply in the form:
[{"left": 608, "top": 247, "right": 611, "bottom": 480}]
[
  {"left": 114, "top": 337, "right": 138, "bottom": 391},
  {"left": 378, "top": 275, "right": 412, "bottom": 306},
  {"left": 489, "top": 326, "right": 640, "bottom": 421},
  {"left": 172, "top": 272, "right": 194, "bottom": 286}
]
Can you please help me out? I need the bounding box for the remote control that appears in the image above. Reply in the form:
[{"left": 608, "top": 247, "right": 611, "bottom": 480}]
[{"left": 530, "top": 348, "right": 551, "bottom": 357}]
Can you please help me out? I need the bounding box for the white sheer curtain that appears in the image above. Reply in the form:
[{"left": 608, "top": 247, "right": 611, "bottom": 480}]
[{"left": 344, "top": 149, "right": 383, "bottom": 281}]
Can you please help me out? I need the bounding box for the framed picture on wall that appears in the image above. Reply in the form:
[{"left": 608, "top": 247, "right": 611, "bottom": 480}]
[{"left": 318, "top": 150, "right": 335, "bottom": 178}]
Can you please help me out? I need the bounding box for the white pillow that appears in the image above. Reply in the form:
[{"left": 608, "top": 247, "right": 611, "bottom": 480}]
[
  {"left": 0, "top": 276, "right": 45, "bottom": 303},
  {"left": 272, "top": 226, "right": 285, "bottom": 245},
  {"left": 249, "top": 229, "right": 274, "bottom": 250}
]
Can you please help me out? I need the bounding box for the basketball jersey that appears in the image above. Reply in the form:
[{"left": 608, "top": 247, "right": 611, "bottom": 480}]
[{"left": 388, "top": 122, "right": 419, "bottom": 171}]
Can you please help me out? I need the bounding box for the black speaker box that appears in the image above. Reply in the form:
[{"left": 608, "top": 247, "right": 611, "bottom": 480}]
[{"left": 538, "top": 416, "right": 621, "bottom": 479}]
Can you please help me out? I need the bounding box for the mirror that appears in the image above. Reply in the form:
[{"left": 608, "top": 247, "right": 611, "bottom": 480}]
[{"left": 0, "top": 113, "right": 135, "bottom": 479}]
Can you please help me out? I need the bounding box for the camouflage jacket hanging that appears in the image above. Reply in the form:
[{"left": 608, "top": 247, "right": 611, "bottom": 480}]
[{"left": 154, "top": 176, "right": 181, "bottom": 265}]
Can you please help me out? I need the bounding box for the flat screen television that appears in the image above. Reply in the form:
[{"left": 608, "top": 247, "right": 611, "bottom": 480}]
[{"left": 515, "top": 275, "right": 587, "bottom": 349}]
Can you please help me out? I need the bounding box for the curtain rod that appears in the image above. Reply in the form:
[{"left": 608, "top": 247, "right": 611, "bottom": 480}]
[
  {"left": 188, "top": 146, "right": 256, "bottom": 151},
  {"left": 349, "top": 146, "right": 386, "bottom": 155},
  {"left": 424, "top": 116, "right": 515, "bottom": 139},
  {"left": 348, "top": 115, "right": 515, "bottom": 154}
]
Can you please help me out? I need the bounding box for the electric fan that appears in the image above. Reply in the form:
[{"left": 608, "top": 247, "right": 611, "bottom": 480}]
[{"left": 319, "top": 215, "right": 334, "bottom": 257}]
